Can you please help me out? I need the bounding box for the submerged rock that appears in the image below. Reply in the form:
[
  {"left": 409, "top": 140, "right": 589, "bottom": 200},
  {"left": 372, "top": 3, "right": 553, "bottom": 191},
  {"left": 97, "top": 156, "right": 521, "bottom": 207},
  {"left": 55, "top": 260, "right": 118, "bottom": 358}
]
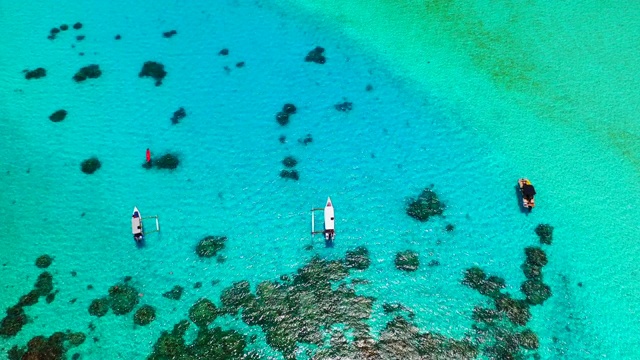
[
  {"left": 73, "top": 22, "right": 83, "bottom": 30},
  {"left": 395, "top": 250, "right": 419, "bottom": 272},
  {"left": 276, "top": 111, "right": 289, "bottom": 126},
  {"left": 195, "top": 236, "right": 227, "bottom": 258},
  {"left": 305, "top": 46, "right": 326, "bottom": 64},
  {"left": 139, "top": 61, "right": 167, "bottom": 86},
  {"left": 134, "top": 305, "right": 156, "bottom": 326},
  {"left": 406, "top": 188, "right": 444, "bottom": 221},
  {"left": 282, "top": 103, "right": 296, "bottom": 115},
  {"left": 80, "top": 157, "right": 101, "bottom": 174},
  {"left": 35, "top": 254, "right": 53, "bottom": 268},
  {"left": 154, "top": 153, "right": 179, "bottom": 170},
  {"left": 25, "top": 68, "right": 46, "bottom": 80},
  {"left": 49, "top": 110, "right": 67, "bottom": 123},
  {"left": 73, "top": 64, "right": 101, "bottom": 82},
  {"left": 219, "top": 48, "right": 229, "bottom": 56}
]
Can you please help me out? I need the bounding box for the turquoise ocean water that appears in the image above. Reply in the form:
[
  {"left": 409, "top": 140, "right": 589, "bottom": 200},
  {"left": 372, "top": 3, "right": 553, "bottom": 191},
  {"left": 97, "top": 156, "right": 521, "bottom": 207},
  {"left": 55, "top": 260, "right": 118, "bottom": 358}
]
[{"left": 1, "top": 0, "right": 639, "bottom": 359}]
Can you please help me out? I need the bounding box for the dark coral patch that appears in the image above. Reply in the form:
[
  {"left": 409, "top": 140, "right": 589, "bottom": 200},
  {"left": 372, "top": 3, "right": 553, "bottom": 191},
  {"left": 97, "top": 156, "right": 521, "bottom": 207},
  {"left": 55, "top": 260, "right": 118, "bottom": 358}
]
[
  {"left": 298, "top": 134, "right": 313, "bottom": 145},
  {"left": 134, "top": 305, "right": 156, "bottom": 326},
  {"left": 35, "top": 254, "right": 53, "bottom": 268},
  {"left": 171, "top": 107, "right": 186, "bottom": 124},
  {"left": 334, "top": 101, "right": 353, "bottom": 112},
  {"left": 163, "top": 30, "right": 177, "bottom": 38},
  {"left": 282, "top": 156, "right": 297, "bottom": 168},
  {"left": 108, "top": 283, "right": 139, "bottom": 315},
  {"left": 73, "top": 22, "right": 83, "bottom": 30},
  {"left": 282, "top": 103, "right": 297, "bottom": 115},
  {"left": 521, "top": 279, "right": 552, "bottom": 305},
  {"left": 163, "top": 285, "right": 184, "bottom": 301},
  {"left": 345, "top": 246, "right": 370, "bottom": 270},
  {"left": 276, "top": 111, "right": 289, "bottom": 126},
  {"left": 154, "top": 153, "right": 179, "bottom": 170},
  {"left": 219, "top": 48, "right": 229, "bottom": 56},
  {"left": 188, "top": 298, "right": 217, "bottom": 328},
  {"left": 535, "top": 224, "right": 554, "bottom": 245},
  {"left": 305, "top": 46, "right": 326, "bottom": 64},
  {"left": 115, "top": 34, "right": 121, "bottom": 40},
  {"left": 235, "top": 61, "right": 245, "bottom": 68},
  {"left": 196, "top": 236, "right": 227, "bottom": 258},
  {"left": 49, "top": 110, "right": 67, "bottom": 123},
  {"left": 25, "top": 68, "right": 46, "bottom": 80},
  {"left": 34, "top": 272, "right": 54, "bottom": 296},
  {"left": 80, "top": 157, "right": 101, "bottom": 174},
  {"left": 0, "top": 306, "right": 27, "bottom": 338},
  {"left": 279, "top": 170, "right": 299, "bottom": 181},
  {"left": 406, "top": 187, "right": 444, "bottom": 221},
  {"left": 88, "top": 298, "right": 109, "bottom": 317},
  {"left": 462, "top": 267, "right": 505, "bottom": 299},
  {"left": 139, "top": 61, "right": 167, "bottom": 86},
  {"left": 395, "top": 250, "right": 419, "bottom": 272},
  {"left": 524, "top": 247, "right": 547, "bottom": 267},
  {"left": 73, "top": 64, "right": 101, "bottom": 82},
  {"left": 60, "top": 24, "right": 69, "bottom": 31}
]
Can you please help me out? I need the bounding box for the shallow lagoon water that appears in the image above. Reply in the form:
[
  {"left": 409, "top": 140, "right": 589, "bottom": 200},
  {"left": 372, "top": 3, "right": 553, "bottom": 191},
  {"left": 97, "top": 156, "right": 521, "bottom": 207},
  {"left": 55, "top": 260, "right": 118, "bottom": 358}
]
[{"left": 0, "top": 0, "right": 639, "bottom": 359}]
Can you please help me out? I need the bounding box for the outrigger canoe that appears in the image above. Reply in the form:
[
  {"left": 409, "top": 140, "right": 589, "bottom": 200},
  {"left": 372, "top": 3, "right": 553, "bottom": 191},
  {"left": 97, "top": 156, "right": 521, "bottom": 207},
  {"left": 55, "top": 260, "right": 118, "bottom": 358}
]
[
  {"left": 132, "top": 207, "right": 144, "bottom": 242},
  {"left": 324, "top": 197, "right": 335, "bottom": 241}
]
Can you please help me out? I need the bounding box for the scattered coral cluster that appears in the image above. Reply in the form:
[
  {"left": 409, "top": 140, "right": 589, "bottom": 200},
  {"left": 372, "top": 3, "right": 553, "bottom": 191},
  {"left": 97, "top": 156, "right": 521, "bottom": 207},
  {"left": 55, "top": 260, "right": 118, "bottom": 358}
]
[
  {"left": 7, "top": 330, "right": 86, "bottom": 360},
  {"left": 406, "top": 187, "right": 445, "bottom": 221},
  {"left": 88, "top": 279, "right": 156, "bottom": 326}
]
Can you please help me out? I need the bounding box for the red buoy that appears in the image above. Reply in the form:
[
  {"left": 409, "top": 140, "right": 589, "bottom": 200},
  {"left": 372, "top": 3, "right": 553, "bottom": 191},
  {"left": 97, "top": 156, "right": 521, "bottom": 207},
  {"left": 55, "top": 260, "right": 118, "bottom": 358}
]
[{"left": 146, "top": 148, "right": 151, "bottom": 163}]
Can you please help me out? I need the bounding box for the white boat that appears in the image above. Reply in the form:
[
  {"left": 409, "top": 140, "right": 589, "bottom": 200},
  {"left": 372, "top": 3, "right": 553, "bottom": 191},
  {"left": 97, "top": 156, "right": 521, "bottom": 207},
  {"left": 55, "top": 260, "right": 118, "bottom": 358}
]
[
  {"left": 132, "top": 207, "right": 144, "bottom": 242},
  {"left": 324, "top": 197, "right": 335, "bottom": 241}
]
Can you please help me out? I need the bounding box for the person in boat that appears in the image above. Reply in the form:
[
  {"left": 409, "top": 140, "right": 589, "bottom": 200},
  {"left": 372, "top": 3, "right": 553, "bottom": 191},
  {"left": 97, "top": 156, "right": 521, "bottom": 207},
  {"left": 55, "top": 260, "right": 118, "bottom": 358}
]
[
  {"left": 324, "top": 229, "right": 335, "bottom": 241},
  {"left": 520, "top": 179, "right": 536, "bottom": 209},
  {"left": 134, "top": 233, "right": 143, "bottom": 242}
]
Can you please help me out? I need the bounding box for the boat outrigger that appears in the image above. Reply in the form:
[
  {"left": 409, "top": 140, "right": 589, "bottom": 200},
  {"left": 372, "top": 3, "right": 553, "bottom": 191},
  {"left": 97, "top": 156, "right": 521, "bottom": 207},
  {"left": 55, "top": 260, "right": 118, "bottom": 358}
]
[
  {"left": 131, "top": 207, "right": 160, "bottom": 243},
  {"left": 518, "top": 178, "right": 536, "bottom": 211},
  {"left": 311, "top": 197, "right": 335, "bottom": 241}
]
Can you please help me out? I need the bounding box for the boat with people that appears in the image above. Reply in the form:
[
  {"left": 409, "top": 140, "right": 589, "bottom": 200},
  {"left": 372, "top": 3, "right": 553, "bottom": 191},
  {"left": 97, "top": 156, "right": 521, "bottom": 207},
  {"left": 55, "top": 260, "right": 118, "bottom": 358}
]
[
  {"left": 132, "top": 207, "right": 144, "bottom": 242},
  {"left": 324, "top": 197, "right": 335, "bottom": 241},
  {"left": 518, "top": 178, "right": 536, "bottom": 211}
]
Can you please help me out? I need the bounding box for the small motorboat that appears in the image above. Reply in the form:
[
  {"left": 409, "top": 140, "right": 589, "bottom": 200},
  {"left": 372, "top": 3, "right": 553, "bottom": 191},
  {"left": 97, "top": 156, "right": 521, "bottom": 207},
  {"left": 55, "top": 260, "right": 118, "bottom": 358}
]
[
  {"left": 132, "top": 207, "right": 144, "bottom": 242},
  {"left": 324, "top": 197, "right": 335, "bottom": 241},
  {"left": 518, "top": 178, "right": 536, "bottom": 211}
]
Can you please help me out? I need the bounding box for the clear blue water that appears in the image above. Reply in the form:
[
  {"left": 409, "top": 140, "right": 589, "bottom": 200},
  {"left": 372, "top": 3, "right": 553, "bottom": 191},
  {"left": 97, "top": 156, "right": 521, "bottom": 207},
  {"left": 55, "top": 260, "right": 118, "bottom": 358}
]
[{"left": 1, "top": 0, "right": 639, "bottom": 359}]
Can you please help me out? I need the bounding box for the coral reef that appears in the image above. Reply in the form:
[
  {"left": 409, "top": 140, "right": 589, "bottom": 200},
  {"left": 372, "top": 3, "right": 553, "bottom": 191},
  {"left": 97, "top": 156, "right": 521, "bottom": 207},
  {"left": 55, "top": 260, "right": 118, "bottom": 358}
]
[
  {"left": 163, "top": 285, "right": 184, "bottom": 300},
  {"left": 282, "top": 156, "right": 297, "bottom": 168},
  {"left": 188, "top": 298, "right": 218, "bottom": 328},
  {"left": 462, "top": 267, "right": 505, "bottom": 299},
  {"left": 7, "top": 331, "right": 85, "bottom": 360},
  {"left": 524, "top": 247, "right": 548, "bottom": 267},
  {"left": 115, "top": 34, "right": 121, "bottom": 40},
  {"left": 445, "top": 224, "right": 455, "bottom": 232},
  {"left": 163, "top": 30, "right": 177, "bottom": 38},
  {"left": 345, "top": 246, "right": 370, "bottom": 270},
  {"left": 195, "top": 236, "right": 227, "bottom": 258},
  {"left": 154, "top": 153, "right": 179, "bottom": 170},
  {"left": 80, "top": 157, "right": 101, "bottom": 174},
  {"left": 49, "top": 110, "right": 67, "bottom": 123},
  {"left": 24, "top": 67, "right": 46, "bottom": 80},
  {"left": 406, "top": 188, "right": 444, "bottom": 221},
  {"left": 236, "top": 61, "right": 245, "bottom": 68},
  {"left": 276, "top": 111, "right": 289, "bottom": 126},
  {"left": 395, "top": 250, "right": 419, "bottom": 272},
  {"left": 282, "top": 103, "right": 296, "bottom": 115},
  {"left": 298, "top": 134, "right": 313, "bottom": 145},
  {"left": 219, "top": 49, "right": 229, "bottom": 56},
  {"left": 279, "top": 170, "right": 299, "bottom": 181},
  {"left": 134, "top": 305, "right": 156, "bottom": 326},
  {"left": 0, "top": 306, "right": 27, "bottom": 338},
  {"left": 35, "top": 254, "right": 53, "bottom": 268},
  {"left": 334, "top": 101, "right": 353, "bottom": 112},
  {"left": 535, "top": 223, "right": 554, "bottom": 245},
  {"left": 108, "top": 283, "right": 139, "bottom": 315},
  {"left": 305, "top": 46, "right": 326, "bottom": 64},
  {"left": 521, "top": 279, "right": 552, "bottom": 305},
  {"left": 139, "top": 61, "right": 167, "bottom": 86},
  {"left": 171, "top": 107, "right": 186, "bottom": 124},
  {"left": 88, "top": 298, "right": 109, "bottom": 317},
  {"left": 73, "top": 22, "right": 82, "bottom": 30},
  {"left": 60, "top": 24, "right": 69, "bottom": 31},
  {"left": 76, "top": 35, "right": 85, "bottom": 41},
  {"left": 73, "top": 64, "right": 101, "bottom": 82}
]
